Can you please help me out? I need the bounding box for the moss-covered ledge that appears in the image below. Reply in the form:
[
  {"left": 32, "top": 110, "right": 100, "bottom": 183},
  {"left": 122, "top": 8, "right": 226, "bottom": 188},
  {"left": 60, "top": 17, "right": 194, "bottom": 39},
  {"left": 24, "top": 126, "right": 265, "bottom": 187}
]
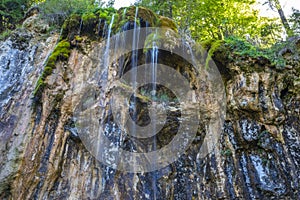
[
  {"left": 32, "top": 6, "right": 181, "bottom": 103},
  {"left": 202, "top": 36, "right": 300, "bottom": 72},
  {"left": 33, "top": 40, "right": 71, "bottom": 96}
]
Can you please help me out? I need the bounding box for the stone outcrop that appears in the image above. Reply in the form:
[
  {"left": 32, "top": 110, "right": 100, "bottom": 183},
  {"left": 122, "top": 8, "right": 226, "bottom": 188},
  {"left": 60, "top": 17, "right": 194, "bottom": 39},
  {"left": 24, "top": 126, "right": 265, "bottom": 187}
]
[{"left": 0, "top": 6, "right": 299, "bottom": 200}]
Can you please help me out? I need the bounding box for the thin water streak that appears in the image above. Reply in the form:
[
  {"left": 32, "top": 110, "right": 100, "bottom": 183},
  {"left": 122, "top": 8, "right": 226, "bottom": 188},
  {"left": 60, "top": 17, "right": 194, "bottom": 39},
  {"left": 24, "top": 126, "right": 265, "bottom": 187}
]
[
  {"left": 150, "top": 30, "right": 159, "bottom": 200},
  {"left": 78, "top": 17, "right": 83, "bottom": 36},
  {"left": 96, "top": 14, "right": 115, "bottom": 179}
]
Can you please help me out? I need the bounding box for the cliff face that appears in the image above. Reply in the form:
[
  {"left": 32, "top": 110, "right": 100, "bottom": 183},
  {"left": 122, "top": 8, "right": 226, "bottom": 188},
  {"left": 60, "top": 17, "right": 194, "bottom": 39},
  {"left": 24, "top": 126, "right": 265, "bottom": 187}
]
[{"left": 0, "top": 7, "right": 299, "bottom": 200}]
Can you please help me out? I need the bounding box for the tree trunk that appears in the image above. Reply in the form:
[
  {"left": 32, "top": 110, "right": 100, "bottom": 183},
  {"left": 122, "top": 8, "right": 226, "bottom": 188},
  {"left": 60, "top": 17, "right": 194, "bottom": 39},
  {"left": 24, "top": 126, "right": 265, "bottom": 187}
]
[{"left": 270, "top": 0, "right": 293, "bottom": 37}]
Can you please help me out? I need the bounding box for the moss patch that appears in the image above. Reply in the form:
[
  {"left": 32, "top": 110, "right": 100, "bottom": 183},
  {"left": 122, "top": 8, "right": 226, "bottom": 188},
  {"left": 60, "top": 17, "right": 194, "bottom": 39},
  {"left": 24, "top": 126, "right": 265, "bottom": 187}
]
[
  {"left": 201, "top": 36, "right": 300, "bottom": 69},
  {"left": 61, "top": 14, "right": 82, "bottom": 40},
  {"left": 144, "top": 29, "right": 179, "bottom": 52},
  {"left": 33, "top": 40, "right": 70, "bottom": 96},
  {"left": 224, "top": 36, "right": 287, "bottom": 68},
  {"left": 114, "top": 6, "right": 160, "bottom": 32},
  {"left": 125, "top": 6, "right": 158, "bottom": 26},
  {"left": 82, "top": 12, "right": 97, "bottom": 23},
  {"left": 158, "top": 16, "right": 177, "bottom": 32},
  {"left": 0, "top": 29, "right": 12, "bottom": 41},
  {"left": 61, "top": 8, "right": 117, "bottom": 40}
]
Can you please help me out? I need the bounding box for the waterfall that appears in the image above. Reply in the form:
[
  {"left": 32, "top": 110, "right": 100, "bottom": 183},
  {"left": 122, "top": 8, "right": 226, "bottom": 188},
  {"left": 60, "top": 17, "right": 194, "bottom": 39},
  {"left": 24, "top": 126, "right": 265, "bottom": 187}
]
[
  {"left": 101, "top": 14, "right": 115, "bottom": 87},
  {"left": 118, "top": 8, "right": 127, "bottom": 70},
  {"left": 96, "top": 14, "right": 115, "bottom": 175},
  {"left": 130, "top": 7, "right": 140, "bottom": 138},
  {"left": 78, "top": 17, "right": 83, "bottom": 36},
  {"left": 102, "top": 21, "right": 108, "bottom": 38},
  {"left": 150, "top": 34, "right": 159, "bottom": 200},
  {"left": 151, "top": 41, "right": 158, "bottom": 95},
  {"left": 97, "top": 19, "right": 102, "bottom": 37}
]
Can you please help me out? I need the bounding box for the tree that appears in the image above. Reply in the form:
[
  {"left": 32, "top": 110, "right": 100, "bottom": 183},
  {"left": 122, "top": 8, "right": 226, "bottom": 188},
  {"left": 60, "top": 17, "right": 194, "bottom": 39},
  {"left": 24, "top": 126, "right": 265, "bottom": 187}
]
[
  {"left": 135, "top": 0, "right": 173, "bottom": 18},
  {"left": 0, "top": 0, "right": 101, "bottom": 33},
  {"left": 290, "top": 8, "right": 300, "bottom": 35},
  {"left": 265, "top": 0, "right": 293, "bottom": 37},
  {"left": 38, "top": 0, "right": 97, "bottom": 26},
  {"left": 106, "top": 0, "right": 115, "bottom": 8},
  {"left": 175, "top": 0, "right": 269, "bottom": 40},
  {"left": 136, "top": 0, "right": 282, "bottom": 45},
  {"left": 0, "top": 0, "right": 30, "bottom": 32}
]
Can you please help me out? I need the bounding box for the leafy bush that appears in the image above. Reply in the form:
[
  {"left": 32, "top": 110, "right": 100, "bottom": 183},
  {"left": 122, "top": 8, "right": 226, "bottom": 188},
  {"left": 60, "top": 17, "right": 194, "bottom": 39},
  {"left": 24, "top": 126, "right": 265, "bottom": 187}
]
[
  {"left": 290, "top": 8, "right": 300, "bottom": 35},
  {"left": 224, "top": 36, "right": 289, "bottom": 68},
  {"left": 0, "top": 29, "right": 12, "bottom": 40},
  {"left": 38, "top": 0, "right": 98, "bottom": 27},
  {"left": 0, "top": 0, "right": 30, "bottom": 33}
]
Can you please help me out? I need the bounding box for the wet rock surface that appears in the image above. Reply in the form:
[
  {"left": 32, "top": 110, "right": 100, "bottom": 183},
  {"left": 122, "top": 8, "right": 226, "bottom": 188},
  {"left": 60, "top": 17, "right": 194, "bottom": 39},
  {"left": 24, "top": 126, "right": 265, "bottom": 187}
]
[
  {"left": 0, "top": 8, "right": 299, "bottom": 200},
  {"left": 0, "top": 23, "right": 58, "bottom": 199}
]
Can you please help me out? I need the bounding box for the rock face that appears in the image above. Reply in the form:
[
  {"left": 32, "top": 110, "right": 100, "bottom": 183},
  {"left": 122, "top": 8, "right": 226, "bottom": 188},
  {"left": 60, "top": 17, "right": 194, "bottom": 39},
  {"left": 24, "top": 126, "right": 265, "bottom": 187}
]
[{"left": 0, "top": 7, "right": 299, "bottom": 200}]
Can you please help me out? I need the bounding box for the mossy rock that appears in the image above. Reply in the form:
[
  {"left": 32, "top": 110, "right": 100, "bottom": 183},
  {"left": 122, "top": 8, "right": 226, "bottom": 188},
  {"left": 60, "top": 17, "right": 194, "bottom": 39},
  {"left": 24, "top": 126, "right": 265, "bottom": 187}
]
[
  {"left": 61, "top": 14, "right": 82, "bottom": 40},
  {"left": 50, "top": 40, "right": 71, "bottom": 61},
  {"left": 144, "top": 28, "right": 180, "bottom": 52},
  {"left": 75, "top": 35, "right": 83, "bottom": 42},
  {"left": 82, "top": 12, "right": 97, "bottom": 24},
  {"left": 126, "top": 6, "right": 158, "bottom": 26},
  {"left": 114, "top": 6, "right": 159, "bottom": 32},
  {"left": 97, "top": 7, "right": 117, "bottom": 22},
  {"left": 33, "top": 40, "right": 71, "bottom": 96},
  {"left": 43, "top": 66, "right": 53, "bottom": 76},
  {"left": 61, "top": 8, "right": 118, "bottom": 40},
  {"left": 158, "top": 16, "right": 177, "bottom": 32},
  {"left": 61, "top": 6, "right": 178, "bottom": 41}
]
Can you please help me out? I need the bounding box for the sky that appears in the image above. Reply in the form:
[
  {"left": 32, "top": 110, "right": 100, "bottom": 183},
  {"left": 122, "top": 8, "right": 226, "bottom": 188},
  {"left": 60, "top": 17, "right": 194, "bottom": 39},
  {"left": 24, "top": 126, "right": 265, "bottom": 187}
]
[
  {"left": 104, "top": 0, "right": 300, "bottom": 18},
  {"left": 107, "top": 0, "right": 135, "bottom": 8},
  {"left": 258, "top": 0, "right": 300, "bottom": 17}
]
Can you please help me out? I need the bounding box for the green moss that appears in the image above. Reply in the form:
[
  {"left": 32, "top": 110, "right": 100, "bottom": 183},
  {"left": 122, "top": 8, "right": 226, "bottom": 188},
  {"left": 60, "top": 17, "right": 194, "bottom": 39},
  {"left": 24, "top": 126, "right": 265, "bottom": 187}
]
[
  {"left": 82, "top": 12, "right": 97, "bottom": 23},
  {"left": 201, "top": 39, "right": 215, "bottom": 50},
  {"left": 127, "top": 6, "right": 158, "bottom": 26},
  {"left": 96, "top": 7, "right": 117, "bottom": 21},
  {"left": 144, "top": 32, "right": 163, "bottom": 50},
  {"left": 144, "top": 29, "right": 179, "bottom": 52},
  {"left": 33, "top": 40, "right": 71, "bottom": 96},
  {"left": 48, "top": 40, "right": 71, "bottom": 64},
  {"left": 98, "top": 9, "right": 110, "bottom": 20},
  {"left": 43, "top": 40, "right": 70, "bottom": 76},
  {"left": 61, "top": 14, "right": 81, "bottom": 40},
  {"left": 158, "top": 16, "right": 177, "bottom": 32},
  {"left": 200, "top": 39, "right": 226, "bottom": 68},
  {"left": 0, "top": 29, "right": 12, "bottom": 41},
  {"left": 224, "top": 36, "right": 287, "bottom": 68},
  {"left": 208, "top": 40, "right": 224, "bottom": 57},
  {"left": 221, "top": 148, "right": 232, "bottom": 157},
  {"left": 33, "top": 77, "right": 45, "bottom": 96},
  {"left": 60, "top": 7, "right": 116, "bottom": 41},
  {"left": 75, "top": 35, "right": 83, "bottom": 42},
  {"left": 43, "top": 66, "right": 53, "bottom": 76},
  {"left": 202, "top": 36, "right": 297, "bottom": 69},
  {"left": 114, "top": 6, "right": 159, "bottom": 32},
  {"left": 99, "top": 11, "right": 108, "bottom": 19}
]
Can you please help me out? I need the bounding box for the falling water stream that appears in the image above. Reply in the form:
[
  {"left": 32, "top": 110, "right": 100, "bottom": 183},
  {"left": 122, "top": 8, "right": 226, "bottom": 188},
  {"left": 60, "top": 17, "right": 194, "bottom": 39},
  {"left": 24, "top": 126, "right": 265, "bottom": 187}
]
[
  {"left": 78, "top": 17, "right": 83, "bottom": 36},
  {"left": 86, "top": 6, "right": 196, "bottom": 199},
  {"left": 1, "top": 1, "right": 293, "bottom": 198},
  {"left": 130, "top": 6, "right": 140, "bottom": 141},
  {"left": 150, "top": 36, "right": 159, "bottom": 200},
  {"left": 97, "top": 13, "right": 115, "bottom": 192},
  {"left": 101, "top": 14, "right": 115, "bottom": 88}
]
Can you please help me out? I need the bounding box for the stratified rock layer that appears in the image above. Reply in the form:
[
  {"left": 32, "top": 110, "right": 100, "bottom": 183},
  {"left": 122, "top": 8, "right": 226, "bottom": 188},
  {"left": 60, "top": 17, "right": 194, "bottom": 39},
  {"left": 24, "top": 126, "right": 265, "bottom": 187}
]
[{"left": 0, "top": 7, "right": 299, "bottom": 200}]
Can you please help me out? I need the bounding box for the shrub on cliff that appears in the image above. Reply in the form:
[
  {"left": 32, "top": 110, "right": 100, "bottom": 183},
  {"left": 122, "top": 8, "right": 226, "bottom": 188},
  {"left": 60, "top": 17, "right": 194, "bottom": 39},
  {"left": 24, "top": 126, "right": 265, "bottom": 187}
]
[
  {"left": 38, "top": 0, "right": 99, "bottom": 27},
  {"left": 0, "top": 0, "right": 31, "bottom": 33}
]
